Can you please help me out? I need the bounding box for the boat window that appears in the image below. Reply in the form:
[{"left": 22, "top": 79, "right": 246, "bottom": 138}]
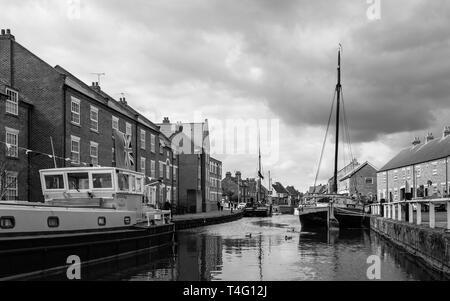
[
  {"left": 98, "top": 216, "right": 106, "bottom": 226},
  {"left": 0, "top": 217, "right": 15, "bottom": 229},
  {"left": 92, "top": 173, "right": 113, "bottom": 189},
  {"left": 68, "top": 173, "right": 90, "bottom": 191},
  {"left": 47, "top": 217, "right": 59, "bottom": 228},
  {"left": 130, "top": 175, "right": 136, "bottom": 192},
  {"left": 118, "top": 172, "right": 129, "bottom": 191},
  {"left": 45, "top": 174, "right": 65, "bottom": 190}
]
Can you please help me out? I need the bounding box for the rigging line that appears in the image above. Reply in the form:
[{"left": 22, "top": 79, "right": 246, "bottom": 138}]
[
  {"left": 341, "top": 87, "right": 354, "bottom": 162},
  {"left": 313, "top": 89, "right": 337, "bottom": 194}
]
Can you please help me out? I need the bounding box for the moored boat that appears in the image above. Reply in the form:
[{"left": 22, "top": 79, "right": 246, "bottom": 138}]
[{"left": 0, "top": 166, "right": 174, "bottom": 280}]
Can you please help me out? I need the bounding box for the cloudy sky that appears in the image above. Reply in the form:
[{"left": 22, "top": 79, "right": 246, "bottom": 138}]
[{"left": 2, "top": 0, "right": 450, "bottom": 191}]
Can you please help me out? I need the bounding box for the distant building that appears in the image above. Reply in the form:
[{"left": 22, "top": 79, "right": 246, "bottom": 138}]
[
  {"left": 159, "top": 118, "right": 214, "bottom": 213},
  {"left": 339, "top": 161, "right": 378, "bottom": 201},
  {"left": 209, "top": 157, "right": 222, "bottom": 204},
  {"left": 377, "top": 130, "right": 450, "bottom": 203},
  {"left": 285, "top": 185, "right": 301, "bottom": 207},
  {"left": 221, "top": 171, "right": 267, "bottom": 204},
  {"left": 271, "top": 182, "right": 289, "bottom": 205},
  {"left": 327, "top": 159, "right": 360, "bottom": 193}
]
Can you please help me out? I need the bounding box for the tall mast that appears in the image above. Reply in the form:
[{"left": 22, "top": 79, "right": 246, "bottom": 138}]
[
  {"left": 258, "top": 130, "right": 262, "bottom": 203},
  {"left": 333, "top": 45, "right": 342, "bottom": 194}
]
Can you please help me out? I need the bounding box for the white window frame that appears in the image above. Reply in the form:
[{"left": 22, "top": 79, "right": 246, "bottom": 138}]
[
  {"left": 5, "top": 88, "right": 19, "bottom": 116},
  {"left": 151, "top": 160, "right": 156, "bottom": 178},
  {"left": 159, "top": 161, "right": 164, "bottom": 178},
  {"left": 126, "top": 122, "right": 132, "bottom": 136},
  {"left": 90, "top": 106, "right": 99, "bottom": 132},
  {"left": 112, "top": 116, "right": 119, "bottom": 131},
  {"left": 365, "top": 177, "right": 374, "bottom": 185},
  {"left": 71, "top": 97, "right": 81, "bottom": 125},
  {"left": 5, "top": 171, "right": 18, "bottom": 200},
  {"left": 140, "top": 157, "right": 146, "bottom": 174},
  {"left": 166, "top": 160, "right": 170, "bottom": 180},
  {"left": 140, "top": 129, "right": 146, "bottom": 150},
  {"left": 90, "top": 141, "right": 99, "bottom": 166},
  {"left": 71, "top": 135, "right": 81, "bottom": 164},
  {"left": 150, "top": 134, "right": 156, "bottom": 153},
  {"left": 5, "top": 127, "right": 19, "bottom": 158}
]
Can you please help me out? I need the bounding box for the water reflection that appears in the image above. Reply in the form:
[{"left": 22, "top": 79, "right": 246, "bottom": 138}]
[{"left": 95, "top": 215, "right": 446, "bottom": 281}]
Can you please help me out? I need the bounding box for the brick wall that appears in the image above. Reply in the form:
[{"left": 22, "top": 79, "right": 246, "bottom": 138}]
[{"left": 0, "top": 97, "right": 31, "bottom": 201}]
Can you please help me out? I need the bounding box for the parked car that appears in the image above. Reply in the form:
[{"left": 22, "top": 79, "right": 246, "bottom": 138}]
[{"left": 237, "top": 203, "right": 247, "bottom": 210}]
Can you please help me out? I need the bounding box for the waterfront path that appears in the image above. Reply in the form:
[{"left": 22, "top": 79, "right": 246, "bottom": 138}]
[
  {"left": 172, "top": 209, "right": 244, "bottom": 230},
  {"left": 173, "top": 209, "right": 242, "bottom": 221}
]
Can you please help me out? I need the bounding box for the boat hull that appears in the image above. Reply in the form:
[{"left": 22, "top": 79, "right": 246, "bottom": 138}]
[
  {"left": 0, "top": 223, "right": 175, "bottom": 280},
  {"left": 298, "top": 206, "right": 366, "bottom": 231}
]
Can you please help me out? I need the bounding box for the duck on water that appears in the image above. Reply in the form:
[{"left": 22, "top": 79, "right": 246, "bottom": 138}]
[{"left": 0, "top": 166, "right": 174, "bottom": 280}]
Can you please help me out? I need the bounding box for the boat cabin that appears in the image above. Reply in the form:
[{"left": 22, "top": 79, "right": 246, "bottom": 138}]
[{"left": 40, "top": 167, "right": 145, "bottom": 213}]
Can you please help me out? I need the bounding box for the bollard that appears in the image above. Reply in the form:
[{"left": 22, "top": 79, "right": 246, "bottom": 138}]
[
  {"left": 416, "top": 203, "right": 422, "bottom": 225},
  {"left": 409, "top": 203, "right": 414, "bottom": 224},
  {"left": 429, "top": 202, "right": 435, "bottom": 229}
]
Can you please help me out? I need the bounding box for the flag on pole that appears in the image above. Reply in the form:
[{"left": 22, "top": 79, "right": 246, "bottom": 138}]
[{"left": 114, "top": 129, "right": 134, "bottom": 170}]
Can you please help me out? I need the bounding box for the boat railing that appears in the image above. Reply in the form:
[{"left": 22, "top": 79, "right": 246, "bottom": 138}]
[
  {"left": 368, "top": 198, "right": 450, "bottom": 230},
  {"left": 143, "top": 209, "right": 172, "bottom": 226}
]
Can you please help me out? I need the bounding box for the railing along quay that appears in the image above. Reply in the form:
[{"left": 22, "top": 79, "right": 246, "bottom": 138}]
[{"left": 369, "top": 198, "right": 450, "bottom": 230}]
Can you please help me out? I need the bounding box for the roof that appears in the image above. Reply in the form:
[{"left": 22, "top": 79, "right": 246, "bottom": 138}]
[
  {"left": 340, "top": 161, "right": 378, "bottom": 181},
  {"left": 379, "top": 135, "right": 450, "bottom": 172},
  {"left": 54, "top": 65, "right": 159, "bottom": 132},
  {"left": 285, "top": 186, "right": 299, "bottom": 196},
  {"left": 272, "top": 182, "right": 288, "bottom": 194}
]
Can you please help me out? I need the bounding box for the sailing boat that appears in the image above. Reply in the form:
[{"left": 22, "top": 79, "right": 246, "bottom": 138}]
[
  {"left": 297, "top": 45, "right": 366, "bottom": 230},
  {"left": 243, "top": 130, "right": 272, "bottom": 217}
]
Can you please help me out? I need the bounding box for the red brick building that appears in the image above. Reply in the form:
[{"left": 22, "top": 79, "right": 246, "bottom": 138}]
[
  {"left": 377, "top": 130, "right": 450, "bottom": 203},
  {"left": 0, "top": 29, "right": 176, "bottom": 204},
  {"left": 0, "top": 79, "right": 32, "bottom": 201}
]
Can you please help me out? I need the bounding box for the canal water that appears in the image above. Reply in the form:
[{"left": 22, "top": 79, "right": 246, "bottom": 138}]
[{"left": 93, "top": 215, "right": 444, "bottom": 281}]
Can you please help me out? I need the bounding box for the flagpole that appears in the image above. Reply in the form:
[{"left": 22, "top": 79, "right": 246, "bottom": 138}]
[{"left": 50, "top": 137, "right": 57, "bottom": 168}]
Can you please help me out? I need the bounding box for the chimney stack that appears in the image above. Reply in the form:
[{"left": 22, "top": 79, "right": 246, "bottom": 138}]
[
  {"left": 226, "top": 172, "right": 232, "bottom": 179},
  {"left": 412, "top": 137, "right": 421, "bottom": 146},
  {"left": 0, "top": 29, "right": 14, "bottom": 40},
  {"left": 426, "top": 133, "right": 434, "bottom": 143},
  {"left": 91, "top": 82, "right": 101, "bottom": 92},
  {"left": 163, "top": 117, "right": 170, "bottom": 124},
  {"left": 235, "top": 171, "right": 242, "bottom": 182},
  {"left": 443, "top": 126, "right": 450, "bottom": 138}
]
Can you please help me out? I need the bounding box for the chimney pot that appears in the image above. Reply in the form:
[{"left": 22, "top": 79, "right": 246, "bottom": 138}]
[
  {"left": 426, "top": 133, "right": 434, "bottom": 143},
  {"left": 6, "top": 29, "right": 10, "bottom": 34},
  {"left": 443, "top": 126, "right": 450, "bottom": 138},
  {"left": 1, "top": 29, "right": 5, "bottom": 35}
]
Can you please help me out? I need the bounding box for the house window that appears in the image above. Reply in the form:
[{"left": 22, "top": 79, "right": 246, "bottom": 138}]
[
  {"left": 71, "top": 97, "right": 81, "bottom": 125},
  {"left": 166, "top": 163, "right": 170, "bottom": 180},
  {"left": 151, "top": 160, "right": 156, "bottom": 178},
  {"left": 150, "top": 134, "right": 156, "bottom": 153},
  {"left": 90, "top": 142, "right": 98, "bottom": 166},
  {"left": 90, "top": 106, "right": 99, "bottom": 132},
  {"left": 159, "top": 140, "right": 164, "bottom": 154},
  {"left": 126, "top": 122, "right": 132, "bottom": 137},
  {"left": 365, "top": 177, "right": 373, "bottom": 185},
  {"left": 5, "top": 127, "right": 19, "bottom": 158},
  {"left": 71, "top": 136, "right": 80, "bottom": 164},
  {"left": 159, "top": 162, "right": 164, "bottom": 178},
  {"left": 112, "top": 116, "right": 119, "bottom": 131},
  {"left": 5, "top": 172, "right": 18, "bottom": 200},
  {"left": 173, "top": 187, "right": 177, "bottom": 201},
  {"left": 173, "top": 167, "right": 177, "bottom": 180},
  {"left": 166, "top": 186, "right": 171, "bottom": 202},
  {"left": 140, "top": 129, "right": 146, "bottom": 150},
  {"left": 416, "top": 166, "right": 421, "bottom": 178},
  {"left": 140, "top": 157, "right": 146, "bottom": 174},
  {"left": 5, "top": 88, "right": 19, "bottom": 115}
]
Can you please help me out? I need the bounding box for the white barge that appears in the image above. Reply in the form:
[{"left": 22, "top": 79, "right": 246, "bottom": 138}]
[{"left": 0, "top": 167, "right": 174, "bottom": 280}]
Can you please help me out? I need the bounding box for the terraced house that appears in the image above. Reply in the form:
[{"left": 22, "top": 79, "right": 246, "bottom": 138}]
[
  {"left": 377, "top": 129, "right": 450, "bottom": 203},
  {"left": 0, "top": 29, "right": 177, "bottom": 205}
]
